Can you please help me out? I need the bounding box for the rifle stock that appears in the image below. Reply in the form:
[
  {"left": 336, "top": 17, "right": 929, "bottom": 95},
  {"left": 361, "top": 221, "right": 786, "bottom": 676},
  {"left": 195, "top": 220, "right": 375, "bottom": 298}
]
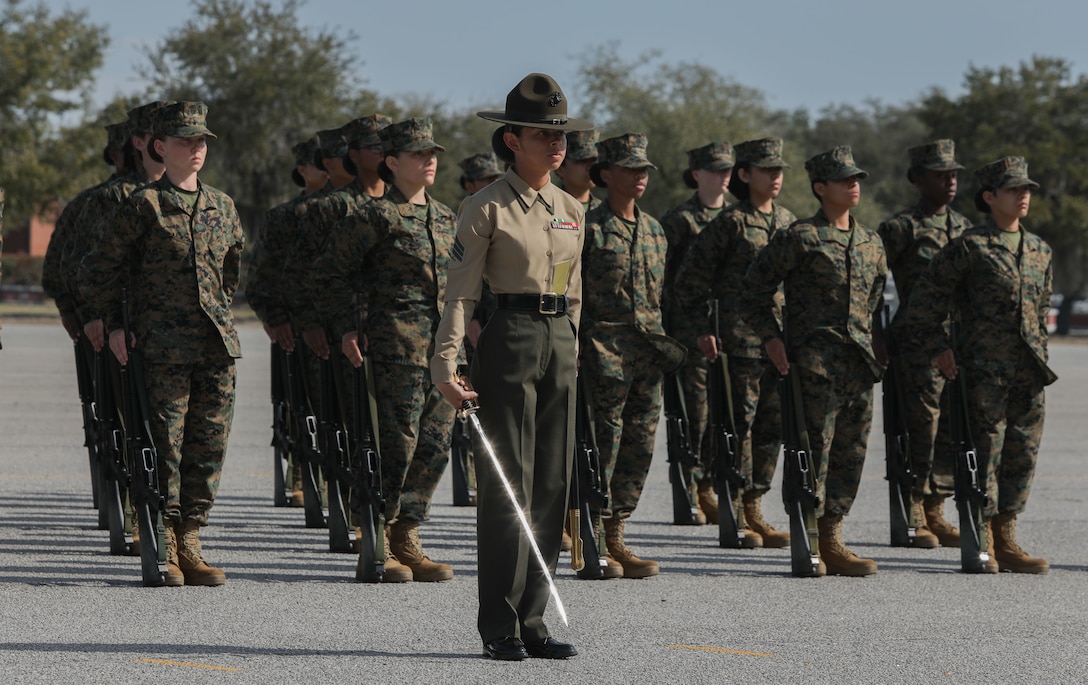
[
  {"left": 74, "top": 336, "right": 102, "bottom": 510},
  {"left": 320, "top": 347, "right": 355, "bottom": 553},
  {"left": 94, "top": 347, "right": 128, "bottom": 550},
  {"left": 879, "top": 305, "right": 915, "bottom": 547},
  {"left": 270, "top": 343, "right": 292, "bottom": 507},
  {"left": 283, "top": 342, "right": 327, "bottom": 529},
  {"left": 779, "top": 313, "right": 821, "bottom": 577}
]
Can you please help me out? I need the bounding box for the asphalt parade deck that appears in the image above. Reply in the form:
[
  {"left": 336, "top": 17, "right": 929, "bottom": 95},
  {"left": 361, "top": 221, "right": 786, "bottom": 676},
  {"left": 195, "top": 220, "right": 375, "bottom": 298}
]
[{"left": 1, "top": 322, "right": 1085, "bottom": 683}]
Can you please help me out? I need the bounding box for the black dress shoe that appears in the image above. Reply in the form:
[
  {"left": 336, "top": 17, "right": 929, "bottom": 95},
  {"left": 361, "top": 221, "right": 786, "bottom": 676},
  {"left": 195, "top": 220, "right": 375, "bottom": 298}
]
[
  {"left": 525, "top": 637, "right": 578, "bottom": 659},
  {"left": 483, "top": 636, "right": 528, "bottom": 661}
]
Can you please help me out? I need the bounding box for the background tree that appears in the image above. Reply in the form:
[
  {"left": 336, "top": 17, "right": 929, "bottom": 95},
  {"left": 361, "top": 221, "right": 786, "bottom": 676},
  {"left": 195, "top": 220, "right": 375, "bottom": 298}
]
[
  {"left": 0, "top": 0, "right": 108, "bottom": 237},
  {"left": 917, "top": 56, "right": 1088, "bottom": 296}
]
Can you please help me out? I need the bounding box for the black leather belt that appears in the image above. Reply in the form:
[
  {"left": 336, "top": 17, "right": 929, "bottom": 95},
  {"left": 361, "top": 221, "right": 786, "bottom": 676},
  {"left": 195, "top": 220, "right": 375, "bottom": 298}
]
[{"left": 495, "top": 293, "right": 569, "bottom": 315}]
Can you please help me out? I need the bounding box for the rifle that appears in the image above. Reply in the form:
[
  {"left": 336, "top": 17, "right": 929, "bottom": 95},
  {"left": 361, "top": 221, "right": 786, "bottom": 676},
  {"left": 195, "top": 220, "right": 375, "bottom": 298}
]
[
  {"left": 282, "top": 341, "right": 327, "bottom": 529},
  {"left": 93, "top": 338, "right": 130, "bottom": 553},
  {"left": 117, "top": 288, "right": 169, "bottom": 586},
  {"left": 270, "top": 343, "right": 293, "bottom": 507},
  {"left": 320, "top": 339, "right": 355, "bottom": 553},
  {"left": 707, "top": 301, "right": 747, "bottom": 548},
  {"left": 948, "top": 318, "right": 991, "bottom": 573},
  {"left": 779, "top": 313, "right": 821, "bottom": 577},
  {"left": 450, "top": 412, "right": 476, "bottom": 506},
  {"left": 74, "top": 335, "right": 102, "bottom": 511},
  {"left": 570, "top": 372, "right": 609, "bottom": 579},
  {"left": 878, "top": 305, "right": 916, "bottom": 547},
  {"left": 352, "top": 294, "right": 385, "bottom": 582},
  {"left": 663, "top": 371, "right": 700, "bottom": 525}
]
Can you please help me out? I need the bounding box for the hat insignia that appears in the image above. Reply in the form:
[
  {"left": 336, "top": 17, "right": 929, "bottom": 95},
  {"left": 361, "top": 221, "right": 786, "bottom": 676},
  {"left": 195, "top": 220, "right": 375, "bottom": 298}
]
[{"left": 548, "top": 92, "right": 563, "bottom": 107}]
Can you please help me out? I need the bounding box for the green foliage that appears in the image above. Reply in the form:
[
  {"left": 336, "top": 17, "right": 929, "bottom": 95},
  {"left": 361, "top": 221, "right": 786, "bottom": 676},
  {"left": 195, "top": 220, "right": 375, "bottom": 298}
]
[{"left": 0, "top": 0, "right": 108, "bottom": 233}]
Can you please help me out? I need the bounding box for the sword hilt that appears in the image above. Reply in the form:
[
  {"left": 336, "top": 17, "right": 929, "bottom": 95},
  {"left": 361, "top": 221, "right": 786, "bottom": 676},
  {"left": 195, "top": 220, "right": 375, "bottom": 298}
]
[{"left": 458, "top": 398, "right": 479, "bottom": 420}]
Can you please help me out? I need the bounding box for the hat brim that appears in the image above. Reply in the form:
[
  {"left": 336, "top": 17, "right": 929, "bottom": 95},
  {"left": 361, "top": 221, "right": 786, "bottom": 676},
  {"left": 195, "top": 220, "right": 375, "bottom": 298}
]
[
  {"left": 163, "top": 125, "right": 217, "bottom": 139},
  {"left": 996, "top": 178, "right": 1040, "bottom": 190},
  {"left": 477, "top": 111, "right": 595, "bottom": 132},
  {"left": 825, "top": 166, "right": 868, "bottom": 181},
  {"left": 645, "top": 334, "right": 687, "bottom": 374},
  {"left": 921, "top": 161, "right": 966, "bottom": 171},
  {"left": 749, "top": 158, "right": 790, "bottom": 169}
]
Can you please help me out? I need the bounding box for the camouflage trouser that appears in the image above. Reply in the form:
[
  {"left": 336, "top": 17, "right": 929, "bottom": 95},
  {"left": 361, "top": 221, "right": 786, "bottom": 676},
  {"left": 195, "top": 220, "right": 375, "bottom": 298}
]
[
  {"left": 585, "top": 341, "right": 664, "bottom": 519},
  {"left": 795, "top": 349, "right": 875, "bottom": 518},
  {"left": 898, "top": 347, "right": 955, "bottom": 497},
  {"left": 679, "top": 356, "right": 710, "bottom": 483},
  {"left": 146, "top": 359, "right": 236, "bottom": 525},
  {"left": 371, "top": 362, "right": 453, "bottom": 523},
  {"left": 729, "top": 356, "right": 782, "bottom": 494},
  {"left": 966, "top": 348, "right": 1046, "bottom": 517}
]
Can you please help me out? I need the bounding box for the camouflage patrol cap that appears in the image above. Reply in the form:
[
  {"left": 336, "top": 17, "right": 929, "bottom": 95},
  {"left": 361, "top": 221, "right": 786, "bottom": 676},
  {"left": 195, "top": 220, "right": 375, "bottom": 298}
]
[
  {"left": 102, "top": 121, "right": 129, "bottom": 165},
  {"left": 458, "top": 152, "right": 503, "bottom": 182},
  {"left": 344, "top": 114, "right": 393, "bottom": 149},
  {"left": 316, "top": 127, "right": 348, "bottom": 160},
  {"left": 908, "top": 139, "right": 965, "bottom": 172},
  {"left": 805, "top": 146, "right": 867, "bottom": 182},
  {"left": 595, "top": 133, "right": 656, "bottom": 170},
  {"left": 735, "top": 137, "right": 789, "bottom": 168},
  {"left": 683, "top": 141, "right": 734, "bottom": 188},
  {"left": 974, "top": 156, "right": 1040, "bottom": 190},
  {"left": 565, "top": 129, "right": 600, "bottom": 161},
  {"left": 154, "top": 101, "right": 217, "bottom": 139},
  {"left": 292, "top": 135, "right": 322, "bottom": 166},
  {"left": 378, "top": 117, "right": 446, "bottom": 155},
  {"left": 126, "top": 100, "right": 171, "bottom": 136}
]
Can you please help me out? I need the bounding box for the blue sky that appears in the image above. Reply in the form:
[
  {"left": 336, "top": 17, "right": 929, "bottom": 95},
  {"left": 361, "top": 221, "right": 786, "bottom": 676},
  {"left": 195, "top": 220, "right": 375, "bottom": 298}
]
[{"left": 41, "top": 0, "right": 1088, "bottom": 116}]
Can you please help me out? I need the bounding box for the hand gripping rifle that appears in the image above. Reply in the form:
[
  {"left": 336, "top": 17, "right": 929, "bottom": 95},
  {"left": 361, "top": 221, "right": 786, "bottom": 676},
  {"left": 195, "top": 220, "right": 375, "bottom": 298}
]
[
  {"left": 708, "top": 300, "right": 747, "bottom": 548},
  {"left": 320, "top": 334, "right": 355, "bottom": 553},
  {"left": 282, "top": 339, "right": 326, "bottom": 529},
  {"left": 570, "top": 372, "right": 610, "bottom": 579},
  {"left": 663, "top": 369, "right": 700, "bottom": 525},
  {"left": 92, "top": 327, "right": 130, "bottom": 551},
  {"left": 779, "top": 313, "right": 821, "bottom": 577},
  {"left": 878, "top": 305, "right": 916, "bottom": 547},
  {"left": 270, "top": 342, "right": 293, "bottom": 507},
  {"left": 117, "top": 288, "right": 169, "bottom": 586},
  {"left": 948, "top": 318, "right": 991, "bottom": 573},
  {"left": 352, "top": 294, "right": 386, "bottom": 582},
  {"left": 73, "top": 335, "right": 102, "bottom": 511}
]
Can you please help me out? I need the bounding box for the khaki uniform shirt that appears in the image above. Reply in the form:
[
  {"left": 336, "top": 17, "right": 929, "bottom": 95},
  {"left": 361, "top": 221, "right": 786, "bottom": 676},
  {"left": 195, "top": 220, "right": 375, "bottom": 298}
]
[{"left": 430, "top": 169, "right": 585, "bottom": 384}]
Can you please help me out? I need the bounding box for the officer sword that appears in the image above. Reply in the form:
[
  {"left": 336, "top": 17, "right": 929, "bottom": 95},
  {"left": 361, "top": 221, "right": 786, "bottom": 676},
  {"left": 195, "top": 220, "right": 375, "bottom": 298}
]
[{"left": 458, "top": 399, "right": 569, "bottom": 627}]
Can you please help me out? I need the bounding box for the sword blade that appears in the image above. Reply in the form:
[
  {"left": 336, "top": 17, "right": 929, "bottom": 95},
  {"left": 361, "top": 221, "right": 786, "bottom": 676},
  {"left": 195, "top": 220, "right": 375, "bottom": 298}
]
[{"left": 465, "top": 410, "right": 569, "bottom": 626}]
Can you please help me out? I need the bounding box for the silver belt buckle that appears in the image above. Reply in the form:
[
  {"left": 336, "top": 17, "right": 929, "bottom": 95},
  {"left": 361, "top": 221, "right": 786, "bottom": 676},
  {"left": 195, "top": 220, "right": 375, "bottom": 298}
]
[{"left": 539, "top": 293, "right": 560, "bottom": 315}]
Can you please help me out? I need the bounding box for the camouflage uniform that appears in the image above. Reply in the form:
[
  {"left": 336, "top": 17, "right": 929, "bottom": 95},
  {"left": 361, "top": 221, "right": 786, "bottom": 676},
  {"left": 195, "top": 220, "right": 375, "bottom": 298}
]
[
  {"left": 739, "top": 147, "right": 886, "bottom": 518},
  {"left": 78, "top": 102, "right": 244, "bottom": 527},
  {"left": 581, "top": 134, "right": 673, "bottom": 520},
  {"left": 878, "top": 140, "right": 971, "bottom": 500},
  {"left": 675, "top": 138, "right": 797, "bottom": 497},
  {"left": 659, "top": 142, "right": 733, "bottom": 488},
  {"left": 315, "top": 117, "right": 457, "bottom": 524},
  {"left": 560, "top": 129, "right": 602, "bottom": 213},
  {"left": 903, "top": 157, "right": 1056, "bottom": 518},
  {"left": 42, "top": 121, "right": 128, "bottom": 323}
]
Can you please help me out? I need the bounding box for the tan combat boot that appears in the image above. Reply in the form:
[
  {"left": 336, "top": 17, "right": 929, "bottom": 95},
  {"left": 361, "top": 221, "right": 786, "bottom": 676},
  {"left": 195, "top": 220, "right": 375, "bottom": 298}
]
[
  {"left": 381, "top": 525, "right": 413, "bottom": 583},
  {"left": 590, "top": 516, "right": 623, "bottom": 579},
  {"left": 978, "top": 518, "right": 999, "bottom": 574},
  {"left": 696, "top": 478, "right": 716, "bottom": 525},
  {"left": 911, "top": 496, "right": 939, "bottom": 549},
  {"left": 389, "top": 520, "right": 453, "bottom": 582},
  {"left": 163, "top": 521, "right": 185, "bottom": 587},
  {"left": 604, "top": 517, "right": 658, "bottom": 578},
  {"left": 176, "top": 520, "right": 226, "bottom": 586},
  {"left": 742, "top": 491, "right": 789, "bottom": 548},
  {"left": 992, "top": 512, "right": 1049, "bottom": 574},
  {"left": 731, "top": 493, "right": 763, "bottom": 549},
  {"left": 923, "top": 494, "right": 960, "bottom": 547},
  {"left": 126, "top": 516, "right": 141, "bottom": 557},
  {"left": 817, "top": 513, "right": 877, "bottom": 577}
]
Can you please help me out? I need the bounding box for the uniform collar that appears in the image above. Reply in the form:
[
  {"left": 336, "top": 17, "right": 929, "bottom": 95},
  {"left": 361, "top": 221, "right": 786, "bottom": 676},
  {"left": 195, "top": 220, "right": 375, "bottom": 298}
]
[{"left": 505, "top": 169, "right": 555, "bottom": 214}]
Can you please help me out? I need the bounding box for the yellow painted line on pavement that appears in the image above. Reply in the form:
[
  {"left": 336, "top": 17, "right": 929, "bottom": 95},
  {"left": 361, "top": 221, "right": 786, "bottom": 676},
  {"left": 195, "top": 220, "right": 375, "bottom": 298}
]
[
  {"left": 134, "top": 658, "right": 241, "bottom": 671},
  {"left": 666, "top": 643, "right": 775, "bottom": 658}
]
